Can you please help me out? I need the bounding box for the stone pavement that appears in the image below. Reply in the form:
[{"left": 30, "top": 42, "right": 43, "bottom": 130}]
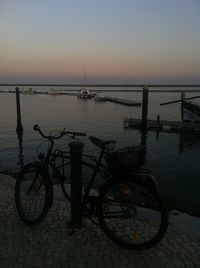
[{"left": 0, "top": 174, "right": 200, "bottom": 268}]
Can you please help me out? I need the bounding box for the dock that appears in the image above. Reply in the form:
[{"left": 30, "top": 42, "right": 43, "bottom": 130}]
[
  {"left": 94, "top": 96, "right": 141, "bottom": 106},
  {"left": 124, "top": 117, "right": 200, "bottom": 132},
  {"left": 0, "top": 89, "right": 141, "bottom": 106},
  {"left": 0, "top": 90, "right": 80, "bottom": 96},
  {"left": 105, "top": 96, "right": 141, "bottom": 106}
]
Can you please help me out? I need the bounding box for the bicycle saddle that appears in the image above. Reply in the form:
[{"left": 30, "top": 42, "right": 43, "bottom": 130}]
[{"left": 89, "top": 136, "right": 116, "bottom": 149}]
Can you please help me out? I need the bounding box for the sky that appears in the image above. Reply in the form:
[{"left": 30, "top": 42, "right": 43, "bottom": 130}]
[{"left": 0, "top": 0, "right": 200, "bottom": 84}]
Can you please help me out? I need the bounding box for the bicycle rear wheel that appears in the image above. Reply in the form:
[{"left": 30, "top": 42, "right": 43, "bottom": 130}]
[
  {"left": 15, "top": 162, "right": 52, "bottom": 225},
  {"left": 97, "top": 178, "right": 168, "bottom": 250}
]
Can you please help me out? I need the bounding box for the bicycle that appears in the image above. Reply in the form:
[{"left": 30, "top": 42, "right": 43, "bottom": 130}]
[{"left": 15, "top": 124, "right": 168, "bottom": 250}]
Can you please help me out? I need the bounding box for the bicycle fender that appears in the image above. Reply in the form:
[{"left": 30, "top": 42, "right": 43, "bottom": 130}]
[
  {"left": 132, "top": 173, "right": 159, "bottom": 190},
  {"left": 115, "top": 173, "right": 159, "bottom": 191}
]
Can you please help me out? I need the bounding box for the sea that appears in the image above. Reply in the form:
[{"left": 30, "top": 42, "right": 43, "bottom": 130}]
[{"left": 1, "top": 85, "right": 200, "bottom": 216}]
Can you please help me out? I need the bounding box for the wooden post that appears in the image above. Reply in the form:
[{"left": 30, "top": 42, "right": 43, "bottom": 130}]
[
  {"left": 181, "top": 91, "right": 186, "bottom": 121},
  {"left": 141, "top": 131, "right": 147, "bottom": 146},
  {"left": 181, "top": 91, "right": 186, "bottom": 100},
  {"left": 141, "top": 85, "right": 149, "bottom": 131},
  {"left": 16, "top": 87, "right": 23, "bottom": 135},
  {"left": 17, "top": 133, "right": 24, "bottom": 169},
  {"left": 68, "top": 141, "right": 84, "bottom": 228}
]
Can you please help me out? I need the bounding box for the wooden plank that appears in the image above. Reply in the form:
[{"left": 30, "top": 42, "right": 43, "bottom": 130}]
[
  {"left": 105, "top": 97, "right": 141, "bottom": 106},
  {"left": 124, "top": 117, "right": 200, "bottom": 132},
  {"left": 160, "top": 95, "right": 200, "bottom": 106}
]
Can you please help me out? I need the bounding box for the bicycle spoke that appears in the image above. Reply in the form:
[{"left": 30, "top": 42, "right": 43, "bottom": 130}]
[
  {"left": 15, "top": 163, "right": 50, "bottom": 225},
  {"left": 98, "top": 179, "right": 168, "bottom": 250}
]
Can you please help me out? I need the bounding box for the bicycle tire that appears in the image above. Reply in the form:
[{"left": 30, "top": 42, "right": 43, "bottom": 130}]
[
  {"left": 57, "top": 162, "right": 71, "bottom": 202},
  {"left": 59, "top": 160, "right": 105, "bottom": 202},
  {"left": 97, "top": 177, "right": 168, "bottom": 250},
  {"left": 15, "top": 162, "right": 52, "bottom": 225}
]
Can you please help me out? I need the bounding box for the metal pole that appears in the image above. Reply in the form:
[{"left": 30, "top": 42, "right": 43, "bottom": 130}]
[
  {"left": 16, "top": 87, "right": 23, "bottom": 135},
  {"left": 68, "top": 141, "right": 84, "bottom": 228},
  {"left": 141, "top": 85, "right": 149, "bottom": 131}
]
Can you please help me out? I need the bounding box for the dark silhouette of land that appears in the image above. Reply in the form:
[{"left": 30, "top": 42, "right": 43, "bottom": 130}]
[{"left": 0, "top": 83, "right": 200, "bottom": 87}]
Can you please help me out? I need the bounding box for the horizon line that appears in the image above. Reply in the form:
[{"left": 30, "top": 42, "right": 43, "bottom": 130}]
[{"left": 0, "top": 83, "right": 200, "bottom": 87}]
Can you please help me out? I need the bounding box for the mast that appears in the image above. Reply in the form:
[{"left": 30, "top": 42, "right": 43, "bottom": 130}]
[{"left": 83, "top": 70, "right": 86, "bottom": 84}]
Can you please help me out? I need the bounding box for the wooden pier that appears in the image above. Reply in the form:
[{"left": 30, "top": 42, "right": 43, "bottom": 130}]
[
  {"left": 105, "top": 96, "right": 141, "bottom": 106},
  {"left": 124, "top": 118, "right": 200, "bottom": 132},
  {"left": 0, "top": 90, "right": 80, "bottom": 96},
  {"left": 122, "top": 86, "right": 200, "bottom": 133},
  {"left": 0, "top": 89, "right": 141, "bottom": 105}
]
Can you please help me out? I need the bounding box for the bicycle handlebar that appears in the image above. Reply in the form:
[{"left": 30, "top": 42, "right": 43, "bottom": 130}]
[{"left": 33, "top": 124, "right": 86, "bottom": 140}]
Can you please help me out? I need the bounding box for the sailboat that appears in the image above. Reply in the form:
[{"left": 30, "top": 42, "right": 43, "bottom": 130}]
[
  {"left": 78, "top": 88, "right": 93, "bottom": 99},
  {"left": 181, "top": 99, "right": 200, "bottom": 123},
  {"left": 161, "top": 91, "right": 200, "bottom": 123},
  {"left": 77, "top": 71, "right": 95, "bottom": 99}
]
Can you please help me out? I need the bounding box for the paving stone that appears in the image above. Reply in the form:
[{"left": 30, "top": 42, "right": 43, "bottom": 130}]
[{"left": 0, "top": 175, "right": 200, "bottom": 268}]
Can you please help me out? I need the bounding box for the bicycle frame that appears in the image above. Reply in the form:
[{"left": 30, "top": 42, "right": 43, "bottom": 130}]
[
  {"left": 16, "top": 124, "right": 169, "bottom": 251},
  {"left": 33, "top": 124, "right": 157, "bottom": 210},
  {"left": 44, "top": 145, "right": 112, "bottom": 206}
]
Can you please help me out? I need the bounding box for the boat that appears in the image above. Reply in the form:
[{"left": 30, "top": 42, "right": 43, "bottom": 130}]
[
  {"left": 181, "top": 100, "right": 200, "bottom": 123},
  {"left": 77, "top": 88, "right": 94, "bottom": 99},
  {"left": 77, "top": 70, "right": 95, "bottom": 99},
  {"left": 161, "top": 92, "right": 200, "bottom": 124}
]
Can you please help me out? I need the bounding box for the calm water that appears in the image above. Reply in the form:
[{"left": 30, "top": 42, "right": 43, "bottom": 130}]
[{"left": 1, "top": 86, "right": 200, "bottom": 216}]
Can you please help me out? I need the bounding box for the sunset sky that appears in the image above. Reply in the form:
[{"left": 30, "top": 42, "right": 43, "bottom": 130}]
[{"left": 0, "top": 0, "right": 200, "bottom": 84}]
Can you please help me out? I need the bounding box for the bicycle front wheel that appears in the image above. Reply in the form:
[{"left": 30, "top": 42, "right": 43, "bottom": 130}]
[
  {"left": 97, "top": 178, "right": 168, "bottom": 250},
  {"left": 15, "top": 162, "right": 52, "bottom": 225}
]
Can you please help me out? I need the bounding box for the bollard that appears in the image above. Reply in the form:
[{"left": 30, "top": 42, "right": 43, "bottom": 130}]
[
  {"left": 16, "top": 87, "right": 23, "bottom": 135},
  {"left": 141, "top": 85, "right": 149, "bottom": 131},
  {"left": 68, "top": 141, "right": 84, "bottom": 228}
]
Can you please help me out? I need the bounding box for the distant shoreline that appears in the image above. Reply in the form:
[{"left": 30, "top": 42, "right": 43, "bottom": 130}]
[{"left": 0, "top": 84, "right": 200, "bottom": 87}]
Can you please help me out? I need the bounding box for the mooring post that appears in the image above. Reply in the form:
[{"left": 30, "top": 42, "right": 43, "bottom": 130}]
[
  {"left": 141, "top": 131, "right": 147, "bottom": 146},
  {"left": 181, "top": 91, "right": 186, "bottom": 121},
  {"left": 68, "top": 141, "right": 84, "bottom": 228},
  {"left": 16, "top": 87, "right": 23, "bottom": 135},
  {"left": 141, "top": 85, "right": 149, "bottom": 131},
  {"left": 156, "top": 114, "right": 160, "bottom": 124},
  {"left": 181, "top": 91, "right": 186, "bottom": 101},
  {"left": 17, "top": 133, "right": 24, "bottom": 169}
]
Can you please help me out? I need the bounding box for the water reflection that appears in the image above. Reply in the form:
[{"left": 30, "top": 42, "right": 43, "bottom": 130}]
[
  {"left": 178, "top": 132, "right": 200, "bottom": 154},
  {"left": 1, "top": 87, "right": 199, "bottom": 216}
]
